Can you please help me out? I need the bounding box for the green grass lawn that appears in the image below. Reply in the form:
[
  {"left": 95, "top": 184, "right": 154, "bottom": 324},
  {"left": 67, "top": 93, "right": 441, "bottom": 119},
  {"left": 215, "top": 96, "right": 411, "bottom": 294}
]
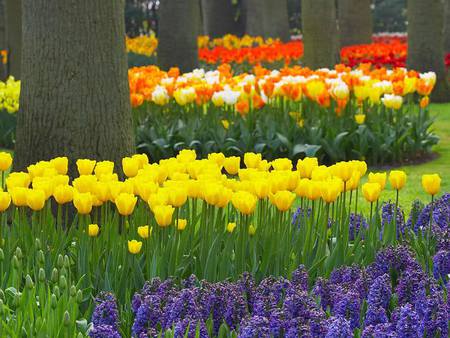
[{"left": 356, "top": 103, "right": 450, "bottom": 214}]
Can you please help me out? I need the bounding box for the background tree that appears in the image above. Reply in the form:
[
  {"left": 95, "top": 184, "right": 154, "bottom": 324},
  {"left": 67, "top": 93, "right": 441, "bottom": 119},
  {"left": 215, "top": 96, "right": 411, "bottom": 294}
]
[
  {"left": 0, "top": 0, "right": 6, "bottom": 80},
  {"left": 5, "top": 0, "right": 21, "bottom": 78},
  {"left": 302, "top": 0, "right": 339, "bottom": 69},
  {"left": 338, "top": 0, "right": 373, "bottom": 46},
  {"left": 445, "top": 0, "right": 450, "bottom": 52},
  {"left": 202, "top": 0, "right": 244, "bottom": 38},
  {"left": 14, "top": 0, "right": 134, "bottom": 172},
  {"left": 407, "top": 0, "right": 449, "bottom": 102},
  {"left": 245, "top": 0, "right": 290, "bottom": 41},
  {"left": 158, "top": 0, "right": 198, "bottom": 72}
]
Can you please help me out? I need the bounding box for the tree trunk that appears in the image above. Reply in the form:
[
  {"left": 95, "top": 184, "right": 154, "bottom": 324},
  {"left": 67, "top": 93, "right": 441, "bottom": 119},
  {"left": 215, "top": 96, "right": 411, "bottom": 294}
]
[
  {"left": 338, "top": 0, "right": 373, "bottom": 47},
  {"left": 245, "top": 0, "right": 290, "bottom": 41},
  {"left": 158, "top": 0, "right": 198, "bottom": 73},
  {"left": 5, "top": 0, "right": 21, "bottom": 78},
  {"left": 202, "top": 0, "right": 244, "bottom": 38},
  {"left": 302, "top": 0, "right": 339, "bottom": 69},
  {"left": 14, "top": 0, "right": 134, "bottom": 173},
  {"left": 445, "top": 0, "right": 450, "bottom": 52},
  {"left": 0, "top": 0, "right": 6, "bottom": 80},
  {"left": 407, "top": 0, "right": 449, "bottom": 103}
]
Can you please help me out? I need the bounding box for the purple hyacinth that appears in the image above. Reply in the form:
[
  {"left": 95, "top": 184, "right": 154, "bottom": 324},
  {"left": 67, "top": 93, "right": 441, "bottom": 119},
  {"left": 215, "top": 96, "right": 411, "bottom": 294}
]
[
  {"left": 90, "top": 292, "right": 120, "bottom": 338},
  {"left": 364, "top": 306, "right": 388, "bottom": 327},
  {"left": 348, "top": 213, "right": 369, "bottom": 240},
  {"left": 432, "top": 250, "right": 450, "bottom": 284},
  {"left": 291, "top": 264, "right": 309, "bottom": 292},
  {"left": 173, "top": 317, "right": 208, "bottom": 338},
  {"left": 367, "top": 245, "right": 419, "bottom": 280},
  {"left": 238, "top": 315, "right": 271, "bottom": 338},
  {"left": 367, "top": 274, "right": 392, "bottom": 309},
  {"left": 291, "top": 207, "right": 312, "bottom": 227},
  {"left": 131, "top": 295, "right": 162, "bottom": 337},
  {"left": 396, "top": 268, "right": 426, "bottom": 306},
  {"left": 418, "top": 293, "right": 448, "bottom": 337},
  {"left": 332, "top": 291, "right": 361, "bottom": 329},
  {"left": 325, "top": 316, "right": 353, "bottom": 338},
  {"left": 395, "top": 304, "right": 419, "bottom": 338},
  {"left": 361, "top": 323, "right": 395, "bottom": 338},
  {"left": 381, "top": 201, "right": 406, "bottom": 238},
  {"left": 163, "top": 289, "right": 202, "bottom": 329},
  {"left": 406, "top": 199, "right": 424, "bottom": 231}
]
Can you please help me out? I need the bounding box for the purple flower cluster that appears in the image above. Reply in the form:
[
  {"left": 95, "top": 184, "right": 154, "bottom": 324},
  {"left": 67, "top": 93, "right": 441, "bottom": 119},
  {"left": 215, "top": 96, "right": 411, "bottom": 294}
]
[
  {"left": 381, "top": 201, "right": 406, "bottom": 238},
  {"left": 349, "top": 213, "right": 369, "bottom": 240},
  {"left": 89, "top": 292, "right": 121, "bottom": 338}
]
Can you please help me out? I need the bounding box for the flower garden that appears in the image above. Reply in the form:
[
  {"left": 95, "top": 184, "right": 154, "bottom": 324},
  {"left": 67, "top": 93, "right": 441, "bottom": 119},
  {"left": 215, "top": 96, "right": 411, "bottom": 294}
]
[{"left": 1, "top": 1, "right": 450, "bottom": 336}]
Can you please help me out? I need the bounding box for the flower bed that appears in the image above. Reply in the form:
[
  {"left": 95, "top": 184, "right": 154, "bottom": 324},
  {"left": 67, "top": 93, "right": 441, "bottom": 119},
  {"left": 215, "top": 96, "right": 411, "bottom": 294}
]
[{"left": 130, "top": 64, "right": 438, "bottom": 165}]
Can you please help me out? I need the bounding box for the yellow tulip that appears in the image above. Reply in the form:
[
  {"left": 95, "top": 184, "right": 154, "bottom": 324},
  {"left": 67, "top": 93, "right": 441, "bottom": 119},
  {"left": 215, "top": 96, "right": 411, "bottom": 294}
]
[
  {"left": 115, "top": 193, "right": 137, "bottom": 216},
  {"left": 421, "top": 174, "right": 441, "bottom": 196},
  {"left": 153, "top": 205, "right": 174, "bottom": 227},
  {"left": 136, "top": 181, "right": 158, "bottom": 201},
  {"left": 73, "top": 175, "right": 97, "bottom": 194},
  {"left": 176, "top": 218, "right": 187, "bottom": 231},
  {"left": 253, "top": 180, "right": 270, "bottom": 199},
  {"left": 305, "top": 180, "right": 321, "bottom": 201},
  {"left": 0, "top": 191, "right": 11, "bottom": 211},
  {"left": 389, "top": 170, "right": 407, "bottom": 190},
  {"left": 94, "top": 161, "right": 114, "bottom": 178},
  {"left": 248, "top": 224, "right": 256, "bottom": 236},
  {"left": 88, "top": 224, "right": 99, "bottom": 237},
  {"left": 10, "top": 187, "right": 29, "bottom": 207},
  {"left": 244, "top": 152, "right": 261, "bottom": 169},
  {"left": 231, "top": 191, "right": 257, "bottom": 215},
  {"left": 176, "top": 149, "right": 197, "bottom": 163},
  {"left": 132, "top": 153, "right": 149, "bottom": 168},
  {"left": 137, "top": 225, "right": 151, "bottom": 239},
  {"left": 6, "top": 172, "right": 30, "bottom": 189},
  {"left": 226, "top": 222, "right": 237, "bottom": 233},
  {"left": 128, "top": 240, "right": 142, "bottom": 254},
  {"left": 0, "top": 152, "right": 13, "bottom": 171},
  {"left": 224, "top": 156, "right": 240, "bottom": 175},
  {"left": 354, "top": 114, "right": 366, "bottom": 124},
  {"left": 208, "top": 152, "right": 226, "bottom": 167},
  {"left": 168, "top": 187, "right": 187, "bottom": 207},
  {"left": 320, "top": 181, "right": 341, "bottom": 203},
  {"left": 269, "top": 190, "right": 296, "bottom": 211},
  {"left": 26, "top": 189, "right": 46, "bottom": 211},
  {"left": 271, "top": 158, "right": 292, "bottom": 171},
  {"left": 362, "top": 183, "right": 381, "bottom": 202},
  {"left": 73, "top": 192, "right": 93, "bottom": 215},
  {"left": 76, "top": 159, "right": 96, "bottom": 176},
  {"left": 50, "top": 157, "right": 68, "bottom": 175},
  {"left": 296, "top": 157, "right": 318, "bottom": 179},
  {"left": 122, "top": 157, "right": 140, "bottom": 178},
  {"left": 53, "top": 185, "right": 74, "bottom": 204},
  {"left": 147, "top": 191, "right": 169, "bottom": 212},
  {"left": 368, "top": 172, "right": 387, "bottom": 190},
  {"left": 332, "top": 162, "right": 353, "bottom": 182}
]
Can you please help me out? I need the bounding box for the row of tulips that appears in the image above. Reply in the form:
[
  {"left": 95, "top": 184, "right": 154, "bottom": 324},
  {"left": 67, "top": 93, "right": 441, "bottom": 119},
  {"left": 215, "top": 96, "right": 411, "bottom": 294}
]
[
  {"left": 131, "top": 64, "right": 438, "bottom": 164},
  {"left": 0, "top": 149, "right": 445, "bottom": 287}
]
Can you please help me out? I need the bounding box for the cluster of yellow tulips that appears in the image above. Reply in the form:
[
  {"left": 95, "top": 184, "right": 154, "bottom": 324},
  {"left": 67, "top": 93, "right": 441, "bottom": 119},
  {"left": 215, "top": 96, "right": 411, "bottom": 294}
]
[
  {"left": 0, "top": 150, "right": 442, "bottom": 255},
  {"left": 0, "top": 76, "right": 20, "bottom": 114}
]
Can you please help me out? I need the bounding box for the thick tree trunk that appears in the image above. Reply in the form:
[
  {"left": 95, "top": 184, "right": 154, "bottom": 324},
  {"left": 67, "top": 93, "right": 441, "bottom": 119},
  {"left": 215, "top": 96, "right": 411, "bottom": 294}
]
[
  {"left": 445, "top": 0, "right": 450, "bottom": 52},
  {"left": 245, "top": 0, "right": 290, "bottom": 41},
  {"left": 302, "top": 0, "right": 339, "bottom": 69},
  {"left": 158, "top": 0, "right": 198, "bottom": 73},
  {"left": 0, "top": 0, "right": 6, "bottom": 80},
  {"left": 338, "top": 0, "right": 373, "bottom": 47},
  {"left": 407, "top": 0, "right": 449, "bottom": 103},
  {"left": 202, "top": 0, "right": 244, "bottom": 38},
  {"left": 5, "top": 0, "right": 21, "bottom": 78},
  {"left": 14, "top": 0, "right": 134, "bottom": 173}
]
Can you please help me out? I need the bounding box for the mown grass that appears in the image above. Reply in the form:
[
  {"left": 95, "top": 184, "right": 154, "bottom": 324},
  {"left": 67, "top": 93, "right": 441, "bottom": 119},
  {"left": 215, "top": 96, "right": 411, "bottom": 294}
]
[{"left": 357, "top": 103, "right": 450, "bottom": 214}]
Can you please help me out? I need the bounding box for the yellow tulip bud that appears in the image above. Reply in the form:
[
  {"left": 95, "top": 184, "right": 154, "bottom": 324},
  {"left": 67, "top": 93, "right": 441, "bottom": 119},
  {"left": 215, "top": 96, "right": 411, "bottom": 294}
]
[
  {"left": 26, "top": 189, "right": 46, "bottom": 211},
  {"left": 208, "top": 152, "right": 226, "bottom": 167},
  {"left": 122, "top": 157, "right": 140, "bottom": 178},
  {"left": 115, "top": 193, "right": 137, "bottom": 216},
  {"left": 94, "top": 161, "right": 114, "bottom": 178},
  {"left": 224, "top": 156, "right": 240, "bottom": 175},
  {"left": 0, "top": 152, "right": 13, "bottom": 171},
  {"left": 354, "top": 114, "right": 366, "bottom": 125},
  {"left": 176, "top": 218, "right": 187, "bottom": 231},
  {"left": 244, "top": 152, "right": 261, "bottom": 169},
  {"left": 421, "top": 174, "right": 441, "bottom": 196},
  {"left": 73, "top": 175, "right": 97, "bottom": 194},
  {"left": 271, "top": 158, "right": 292, "bottom": 171},
  {"left": 176, "top": 149, "right": 197, "bottom": 163},
  {"left": 320, "top": 181, "right": 341, "bottom": 203},
  {"left": 389, "top": 170, "right": 407, "bottom": 190},
  {"left": 231, "top": 191, "right": 257, "bottom": 215},
  {"left": 73, "top": 192, "right": 93, "bottom": 215},
  {"left": 153, "top": 205, "right": 174, "bottom": 227},
  {"left": 168, "top": 187, "right": 188, "bottom": 207},
  {"left": 53, "top": 185, "right": 74, "bottom": 204},
  {"left": 10, "top": 187, "right": 29, "bottom": 207},
  {"left": 50, "top": 157, "right": 68, "bottom": 175},
  {"left": 128, "top": 240, "right": 142, "bottom": 254},
  {"left": 76, "top": 159, "right": 96, "bottom": 176},
  {"left": 296, "top": 157, "right": 318, "bottom": 179},
  {"left": 362, "top": 182, "right": 381, "bottom": 202},
  {"left": 368, "top": 172, "right": 387, "bottom": 190},
  {"left": 269, "top": 190, "right": 296, "bottom": 211},
  {"left": 0, "top": 191, "right": 11, "bottom": 211},
  {"left": 88, "top": 224, "right": 99, "bottom": 237},
  {"left": 137, "top": 225, "right": 151, "bottom": 239},
  {"left": 248, "top": 224, "right": 256, "bottom": 236},
  {"left": 226, "top": 222, "right": 237, "bottom": 233}
]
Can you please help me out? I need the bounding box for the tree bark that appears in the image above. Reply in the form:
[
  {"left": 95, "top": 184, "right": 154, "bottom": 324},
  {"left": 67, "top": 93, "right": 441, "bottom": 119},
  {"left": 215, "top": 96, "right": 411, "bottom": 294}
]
[
  {"left": 14, "top": 0, "right": 134, "bottom": 173},
  {"left": 5, "top": 0, "right": 21, "bottom": 78},
  {"left": 445, "top": 0, "right": 450, "bottom": 52},
  {"left": 338, "top": 0, "right": 373, "bottom": 47},
  {"left": 245, "top": 0, "right": 290, "bottom": 41},
  {"left": 302, "top": 0, "right": 339, "bottom": 69},
  {"left": 158, "top": 0, "right": 198, "bottom": 73},
  {"left": 202, "top": 0, "right": 244, "bottom": 38},
  {"left": 407, "top": 0, "right": 449, "bottom": 103}
]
